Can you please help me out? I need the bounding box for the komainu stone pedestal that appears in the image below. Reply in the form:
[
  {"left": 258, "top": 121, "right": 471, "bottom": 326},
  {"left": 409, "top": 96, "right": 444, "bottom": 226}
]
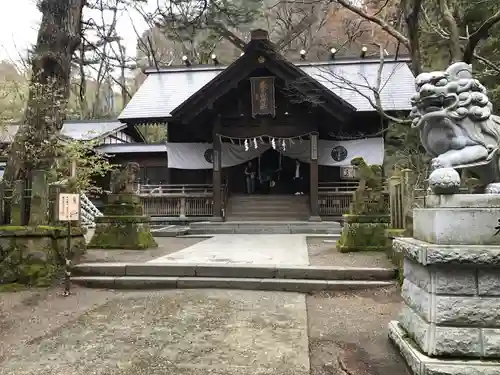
[
  {"left": 336, "top": 214, "right": 390, "bottom": 252},
  {"left": 389, "top": 194, "right": 500, "bottom": 375},
  {"left": 88, "top": 193, "right": 157, "bottom": 250}
]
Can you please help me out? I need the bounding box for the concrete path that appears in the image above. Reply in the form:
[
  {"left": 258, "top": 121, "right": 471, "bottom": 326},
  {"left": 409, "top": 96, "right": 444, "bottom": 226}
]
[{"left": 148, "top": 234, "right": 310, "bottom": 265}]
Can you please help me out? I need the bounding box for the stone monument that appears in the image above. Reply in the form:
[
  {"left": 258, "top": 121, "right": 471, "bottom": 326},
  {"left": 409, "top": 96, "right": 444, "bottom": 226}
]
[
  {"left": 88, "top": 162, "right": 157, "bottom": 250},
  {"left": 388, "top": 62, "right": 500, "bottom": 374}
]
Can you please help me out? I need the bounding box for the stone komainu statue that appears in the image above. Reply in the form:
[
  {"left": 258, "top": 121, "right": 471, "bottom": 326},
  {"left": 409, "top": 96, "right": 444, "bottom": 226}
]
[
  {"left": 410, "top": 62, "right": 500, "bottom": 193},
  {"left": 349, "top": 157, "right": 385, "bottom": 214},
  {"left": 110, "top": 162, "right": 140, "bottom": 194},
  {"left": 350, "top": 157, "right": 384, "bottom": 191}
]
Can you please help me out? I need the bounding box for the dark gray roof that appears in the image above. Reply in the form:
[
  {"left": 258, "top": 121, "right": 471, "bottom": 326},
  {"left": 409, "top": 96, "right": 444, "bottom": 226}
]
[
  {"left": 96, "top": 143, "right": 167, "bottom": 154},
  {"left": 0, "top": 120, "right": 127, "bottom": 143},
  {"left": 118, "top": 57, "right": 415, "bottom": 120},
  {"left": 61, "top": 120, "right": 127, "bottom": 140}
]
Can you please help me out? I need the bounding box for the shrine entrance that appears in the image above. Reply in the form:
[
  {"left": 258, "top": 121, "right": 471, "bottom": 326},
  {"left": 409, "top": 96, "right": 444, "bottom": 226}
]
[{"left": 256, "top": 149, "right": 309, "bottom": 195}]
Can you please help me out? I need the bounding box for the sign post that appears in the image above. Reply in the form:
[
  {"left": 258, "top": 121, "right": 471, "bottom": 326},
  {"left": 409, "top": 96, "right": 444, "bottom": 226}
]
[{"left": 58, "top": 193, "right": 80, "bottom": 297}]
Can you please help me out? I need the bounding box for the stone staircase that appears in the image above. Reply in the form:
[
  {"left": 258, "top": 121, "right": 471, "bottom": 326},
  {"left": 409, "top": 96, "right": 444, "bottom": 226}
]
[
  {"left": 71, "top": 263, "right": 396, "bottom": 292},
  {"left": 227, "top": 194, "right": 310, "bottom": 221}
]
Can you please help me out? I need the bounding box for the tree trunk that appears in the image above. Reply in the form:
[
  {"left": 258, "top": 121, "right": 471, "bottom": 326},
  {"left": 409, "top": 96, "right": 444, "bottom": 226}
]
[
  {"left": 402, "top": 0, "right": 423, "bottom": 75},
  {"left": 439, "top": 0, "right": 461, "bottom": 62},
  {"left": 3, "top": 0, "right": 85, "bottom": 183}
]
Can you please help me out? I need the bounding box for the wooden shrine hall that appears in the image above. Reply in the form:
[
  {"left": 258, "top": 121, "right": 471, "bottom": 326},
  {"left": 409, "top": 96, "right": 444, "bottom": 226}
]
[{"left": 97, "top": 29, "right": 416, "bottom": 222}]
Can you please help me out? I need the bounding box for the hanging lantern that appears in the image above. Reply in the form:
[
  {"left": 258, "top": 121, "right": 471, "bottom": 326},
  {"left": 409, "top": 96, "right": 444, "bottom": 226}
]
[
  {"left": 244, "top": 139, "right": 249, "bottom": 151},
  {"left": 253, "top": 138, "right": 258, "bottom": 149}
]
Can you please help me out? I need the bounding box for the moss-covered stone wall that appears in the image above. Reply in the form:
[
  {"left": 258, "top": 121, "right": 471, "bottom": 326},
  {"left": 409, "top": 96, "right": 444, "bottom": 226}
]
[{"left": 0, "top": 225, "right": 86, "bottom": 286}]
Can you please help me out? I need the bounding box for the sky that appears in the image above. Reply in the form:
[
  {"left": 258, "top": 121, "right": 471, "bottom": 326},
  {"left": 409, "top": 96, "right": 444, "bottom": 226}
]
[{"left": 0, "top": 0, "right": 157, "bottom": 63}]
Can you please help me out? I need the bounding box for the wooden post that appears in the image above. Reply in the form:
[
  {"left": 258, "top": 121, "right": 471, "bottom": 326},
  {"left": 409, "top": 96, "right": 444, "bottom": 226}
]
[
  {"left": 309, "top": 132, "right": 321, "bottom": 221},
  {"left": 388, "top": 175, "right": 401, "bottom": 229},
  {"left": 212, "top": 131, "right": 223, "bottom": 221},
  {"left": 401, "top": 169, "right": 414, "bottom": 232},
  {"left": 180, "top": 197, "right": 187, "bottom": 218}
]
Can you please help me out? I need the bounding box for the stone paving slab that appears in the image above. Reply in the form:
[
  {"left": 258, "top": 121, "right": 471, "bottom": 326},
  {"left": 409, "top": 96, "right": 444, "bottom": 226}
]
[
  {"left": 148, "top": 234, "right": 310, "bottom": 265},
  {"left": 78, "top": 237, "right": 206, "bottom": 263},
  {"left": 0, "top": 290, "right": 309, "bottom": 375}
]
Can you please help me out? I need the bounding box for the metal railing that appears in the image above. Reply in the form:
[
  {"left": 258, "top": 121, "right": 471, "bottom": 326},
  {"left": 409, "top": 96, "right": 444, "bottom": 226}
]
[{"left": 80, "top": 193, "right": 103, "bottom": 228}]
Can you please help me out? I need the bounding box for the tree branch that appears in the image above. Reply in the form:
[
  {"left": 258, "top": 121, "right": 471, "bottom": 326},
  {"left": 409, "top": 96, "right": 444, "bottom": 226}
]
[
  {"left": 463, "top": 9, "right": 500, "bottom": 63},
  {"left": 335, "top": 0, "right": 410, "bottom": 48}
]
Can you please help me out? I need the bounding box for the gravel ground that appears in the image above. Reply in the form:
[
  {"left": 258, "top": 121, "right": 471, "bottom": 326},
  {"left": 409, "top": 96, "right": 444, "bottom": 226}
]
[
  {"left": 0, "top": 286, "right": 408, "bottom": 375},
  {"left": 0, "top": 288, "right": 309, "bottom": 375},
  {"left": 307, "top": 237, "right": 393, "bottom": 268},
  {"left": 307, "top": 286, "right": 410, "bottom": 375},
  {"left": 79, "top": 237, "right": 206, "bottom": 263}
]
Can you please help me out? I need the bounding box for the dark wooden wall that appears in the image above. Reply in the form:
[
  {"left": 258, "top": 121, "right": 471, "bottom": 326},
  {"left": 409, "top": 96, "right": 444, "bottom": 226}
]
[{"left": 112, "top": 153, "right": 169, "bottom": 185}]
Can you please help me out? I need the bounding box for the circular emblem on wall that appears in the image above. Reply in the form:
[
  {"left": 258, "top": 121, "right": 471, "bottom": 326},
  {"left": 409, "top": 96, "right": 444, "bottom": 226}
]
[
  {"left": 331, "top": 146, "right": 348, "bottom": 162},
  {"left": 204, "top": 148, "right": 214, "bottom": 163}
]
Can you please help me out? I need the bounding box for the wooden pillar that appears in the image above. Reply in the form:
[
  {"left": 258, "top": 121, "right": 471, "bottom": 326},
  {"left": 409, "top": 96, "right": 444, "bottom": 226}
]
[
  {"left": 212, "top": 130, "right": 223, "bottom": 221},
  {"left": 309, "top": 132, "right": 321, "bottom": 221}
]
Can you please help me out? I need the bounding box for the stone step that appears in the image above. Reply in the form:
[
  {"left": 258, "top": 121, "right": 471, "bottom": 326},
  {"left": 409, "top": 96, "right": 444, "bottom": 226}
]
[
  {"left": 226, "top": 217, "right": 310, "bottom": 222},
  {"left": 228, "top": 207, "right": 307, "bottom": 211},
  {"left": 230, "top": 195, "right": 308, "bottom": 200},
  {"left": 72, "top": 263, "right": 396, "bottom": 280},
  {"left": 71, "top": 276, "right": 395, "bottom": 292},
  {"left": 188, "top": 221, "right": 341, "bottom": 234},
  {"left": 229, "top": 204, "right": 307, "bottom": 209},
  {"left": 228, "top": 209, "right": 309, "bottom": 216}
]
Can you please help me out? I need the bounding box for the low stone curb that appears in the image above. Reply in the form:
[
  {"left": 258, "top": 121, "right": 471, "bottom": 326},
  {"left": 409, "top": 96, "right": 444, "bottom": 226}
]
[
  {"left": 71, "top": 276, "right": 394, "bottom": 292},
  {"left": 188, "top": 221, "right": 342, "bottom": 235},
  {"left": 72, "top": 263, "right": 397, "bottom": 281}
]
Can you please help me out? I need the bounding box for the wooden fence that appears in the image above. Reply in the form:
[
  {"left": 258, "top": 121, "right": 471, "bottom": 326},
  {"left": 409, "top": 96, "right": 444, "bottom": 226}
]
[
  {"left": 138, "top": 184, "right": 228, "bottom": 218},
  {"left": 318, "top": 182, "right": 390, "bottom": 217}
]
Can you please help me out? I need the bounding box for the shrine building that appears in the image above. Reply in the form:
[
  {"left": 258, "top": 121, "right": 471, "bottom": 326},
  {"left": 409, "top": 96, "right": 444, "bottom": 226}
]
[{"left": 58, "top": 30, "right": 419, "bottom": 221}]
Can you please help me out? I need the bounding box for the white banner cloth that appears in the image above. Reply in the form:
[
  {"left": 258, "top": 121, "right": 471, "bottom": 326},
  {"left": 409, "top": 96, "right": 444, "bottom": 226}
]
[
  {"left": 318, "top": 138, "right": 384, "bottom": 167},
  {"left": 165, "top": 138, "right": 384, "bottom": 169},
  {"left": 166, "top": 142, "right": 270, "bottom": 169}
]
